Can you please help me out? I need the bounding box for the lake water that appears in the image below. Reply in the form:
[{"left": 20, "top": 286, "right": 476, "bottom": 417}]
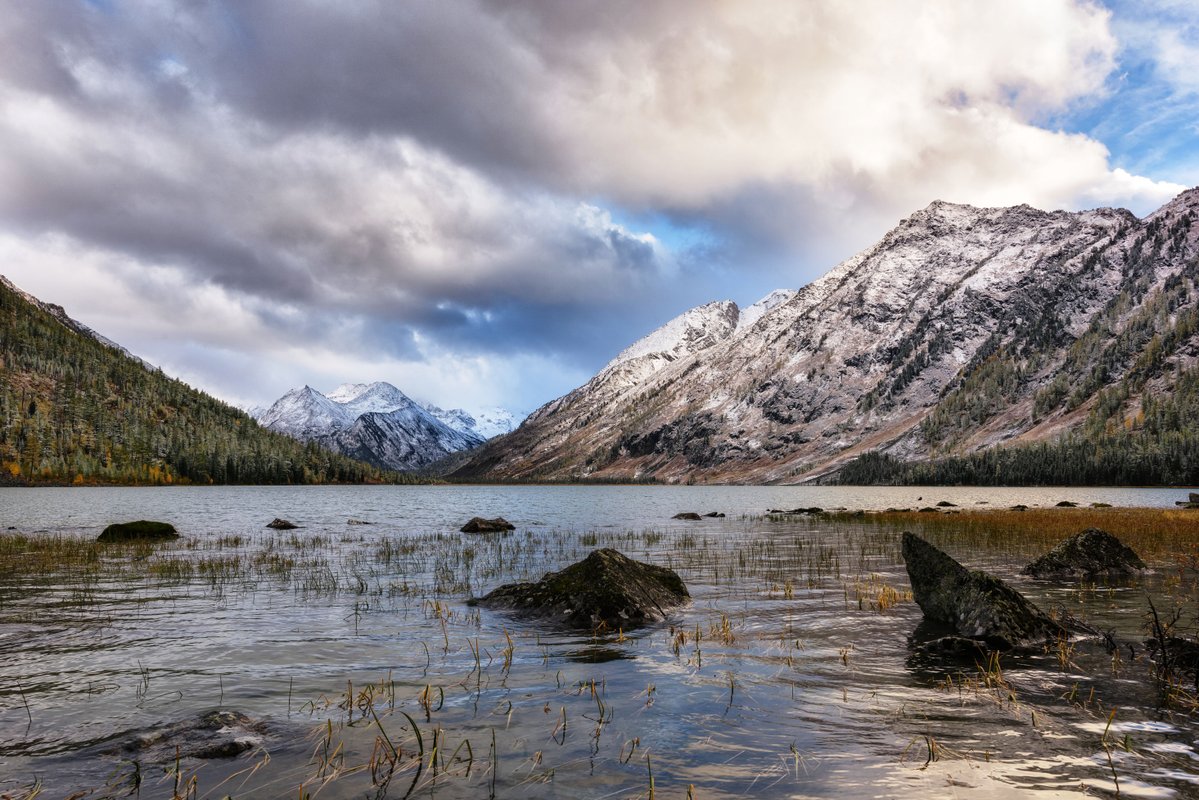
[{"left": 1, "top": 485, "right": 1198, "bottom": 799}]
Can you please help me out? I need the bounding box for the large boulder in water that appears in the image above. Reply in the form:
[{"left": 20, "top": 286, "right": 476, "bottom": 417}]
[
  {"left": 902, "top": 532, "right": 1065, "bottom": 649},
  {"left": 461, "top": 516, "right": 515, "bottom": 533},
  {"left": 471, "top": 548, "right": 689, "bottom": 631},
  {"left": 98, "top": 520, "right": 178, "bottom": 543},
  {"left": 1021, "top": 528, "right": 1146, "bottom": 580},
  {"left": 266, "top": 518, "right": 298, "bottom": 530}
]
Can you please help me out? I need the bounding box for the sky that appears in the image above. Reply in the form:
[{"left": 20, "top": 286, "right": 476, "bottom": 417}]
[{"left": 1, "top": 1, "right": 1197, "bottom": 418}]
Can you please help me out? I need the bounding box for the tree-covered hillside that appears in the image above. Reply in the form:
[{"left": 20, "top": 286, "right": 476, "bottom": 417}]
[{"left": 0, "top": 276, "right": 404, "bottom": 485}]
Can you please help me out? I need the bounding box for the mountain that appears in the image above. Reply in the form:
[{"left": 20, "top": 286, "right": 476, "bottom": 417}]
[
  {"left": 256, "top": 382, "right": 486, "bottom": 471},
  {"left": 451, "top": 188, "right": 1199, "bottom": 485},
  {"left": 423, "top": 403, "right": 520, "bottom": 440},
  {"left": 0, "top": 276, "right": 399, "bottom": 485}
]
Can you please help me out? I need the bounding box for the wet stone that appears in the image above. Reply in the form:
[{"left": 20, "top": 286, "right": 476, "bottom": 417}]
[
  {"left": 672, "top": 512, "right": 703, "bottom": 520},
  {"left": 470, "top": 548, "right": 689, "bottom": 631},
  {"left": 266, "top": 518, "right": 298, "bottom": 530},
  {"left": 1022, "top": 528, "right": 1146, "bottom": 580},
  {"left": 460, "top": 516, "right": 515, "bottom": 533},
  {"left": 902, "top": 532, "right": 1065, "bottom": 650},
  {"left": 97, "top": 520, "right": 178, "bottom": 543}
]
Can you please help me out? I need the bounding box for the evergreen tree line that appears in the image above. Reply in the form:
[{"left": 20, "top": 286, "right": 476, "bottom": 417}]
[
  {"left": 837, "top": 362, "right": 1199, "bottom": 486},
  {"left": 0, "top": 279, "right": 418, "bottom": 485}
]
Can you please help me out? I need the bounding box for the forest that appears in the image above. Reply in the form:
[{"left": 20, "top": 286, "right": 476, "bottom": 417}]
[{"left": 0, "top": 278, "right": 409, "bottom": 485}]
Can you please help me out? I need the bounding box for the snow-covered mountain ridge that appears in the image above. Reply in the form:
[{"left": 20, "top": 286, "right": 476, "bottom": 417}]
[
  {"left": 451, "top": 189, "right": 1199, "bottom": 483},
  {"left": 257, "top": 382, "right": 518, "bottom": 471}
]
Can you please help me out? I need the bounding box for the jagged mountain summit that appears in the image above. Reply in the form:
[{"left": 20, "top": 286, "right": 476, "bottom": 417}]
[
  {"left": 257, "top": 382, "right": 516, "bottom": 471},
  {"left": 452, "top": 188, "right": 1199, "bottom": 484}
]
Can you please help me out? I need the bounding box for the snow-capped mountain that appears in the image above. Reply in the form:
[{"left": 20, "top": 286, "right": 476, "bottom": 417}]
[
  {"left": 257, "top": 381, "right": 484, "bottom": 471},
  {"left": 423, "top": 403, "right": 520, "bottom": 440},
  {"left": 450, "top": 188, "right": 1199, "bottom": 483}
]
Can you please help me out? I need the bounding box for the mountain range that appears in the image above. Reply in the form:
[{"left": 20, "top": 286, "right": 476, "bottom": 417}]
[
  {"left": 256, "top": 383, "right": 518, "bottom": 472},
  {"left": 451, "top": 187, "right": 1199, "bottom": 485}
]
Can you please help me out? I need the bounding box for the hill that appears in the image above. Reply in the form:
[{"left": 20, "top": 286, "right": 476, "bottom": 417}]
[{"left": 0, "top": 276, "right": 404, "bottom": 485}]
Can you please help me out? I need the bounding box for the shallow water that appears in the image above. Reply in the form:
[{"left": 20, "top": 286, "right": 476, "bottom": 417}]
[{"left": 1, "top": 485, "right": 1198, "bottom": 799}]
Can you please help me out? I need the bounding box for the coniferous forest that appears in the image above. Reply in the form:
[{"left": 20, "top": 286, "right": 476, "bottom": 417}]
[{"left": 0, "top": 277, "right": 407, "bottom": 485}]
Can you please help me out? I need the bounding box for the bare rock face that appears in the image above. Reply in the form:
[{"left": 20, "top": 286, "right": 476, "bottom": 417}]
[
  {"left": 470, "top": 548, "right": 689, "bottom": 630},
  {"left": 1022, "top": 528, "right": 1146, "bottom": 580},
  {"left": 461, "top": 516, "right": 515, "bottom": 533},
  {"left": 902, "top": 532, "right": 1065, "bottom": 649}
]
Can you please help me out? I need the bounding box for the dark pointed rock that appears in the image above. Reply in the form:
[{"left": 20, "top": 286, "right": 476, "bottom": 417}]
[
  {"left": 461, "top": 516, "right": 515, "bottom": 533},
  {"left": 901, "top": 532, "right": 1065, "bottom": 649},
  {"left": 470, "top": 548, "right": 689, "bottom": 630},
  {"left": 1022, "top": 528, "right": 1146, "bottom": 580},
  {"left": 266, "top": 518, "right": 298, "bottom": 530},
  {"left": 98, "top": 520, "right": 178, "bottom": 543},
  {"left": 1055, "top": 500, "right": 1078, "bottom": 507},
  {"left": 703, "top": 511, "right": 725, "bottom": 518},
  {"left": 935, "top": 500, "right": 957, "bottom": 507}
]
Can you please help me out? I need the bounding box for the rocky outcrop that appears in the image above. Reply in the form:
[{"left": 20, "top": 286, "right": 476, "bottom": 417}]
[
  {"left": 266, "top": 518, "right": 298, "bottom": 530},
  {"left": 470, "top": 548, "right": 689, "bottom": 630},
  {"left": 98, "top": 520, "right": 178, "bottom": 543},
  {"left": 902, "top": 532, "right": 1065, "bottom": 649},
  {"left": 461, "top": 516, "right": 515, "bottom": 533},
  {"left": 1022, "top": 528, "right": 1146, "bottom": 579}
]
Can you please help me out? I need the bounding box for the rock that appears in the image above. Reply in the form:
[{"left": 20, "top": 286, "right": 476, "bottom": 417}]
[
  {"left": 1010, "top": 504, "right": 1028, "bottom": 511},
  {"left": 266, "top": 518, "right": 298, "bottom": 530},
  {"left": 672, "top": 512, "right": 703, "bottom": 520},
  {"left": 123, "top": 710, "right": 265, "bottom": 760},
  {"left": 470, "top": 548, "right": 689, "bottom": 630},
  {"left": 1055, "top": 500, "right": 1078, "bottom": 507},
  {"left": 461, "top": 516, "right": 515, "bottom": 533},
  {"left": 901, "top": 532, "right": 1065, "bottom": 649},
  {"left": 98, "top": 520, "right": 178, "bottom": 543},
  {"left": 918, "top": 507, "right": 938, "bottom": 513},
  {"left": 347, "top": 518, "right": 372, "bottom": 525},
  {"left": 702, "top": 511, "right": 725, "bottom": 518},
  {"left": 935, "top": 500, "right": 957, "bottom": 507},
  {"left": 1022, "top": 528, "right": 1146, "bottom": 580},
  {"left": 1091, "top": 502, "right": 1112, "bottom": 508}
]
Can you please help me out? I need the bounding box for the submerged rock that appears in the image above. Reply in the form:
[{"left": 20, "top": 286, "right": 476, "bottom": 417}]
[
  {"left": 935, "top": 500, "right": 957, "bottom": 508},
  {"left": 902, "top": 532, "right": 1065, "bottom": 650},
  {"left": 672, "top": 512, "right": 703, "bottom": 520},
  {"left": 461, "top": 516, "right": 515, "bottom": 533},
  {"left": 347, "top": 518, "right": 372, "bottom": 525},
  {"left": 124, "top": 710, "right": 266, "bottom": 760},
  {"left": 98, "top": 520, "right": 178, "bottom": 543},
  {"left": 1022, "top": 528, "right": 1146, "bottom": 580},
  {"left": 703, "top": 511, "right": 726, "bottom": 518},
  {"left": 266, "top": 518, "right": 298, "bottom": 530},
  {"left": 1055, "top": 500, "right": 1078, "bottom": 508},
  {"left": 470, "top": 548, "right": 689, "bottom": 630}
]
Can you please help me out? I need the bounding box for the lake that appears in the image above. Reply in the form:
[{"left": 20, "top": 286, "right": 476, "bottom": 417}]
[{"left": 1, "top": 485, "right": 1198, "bottom": 799}]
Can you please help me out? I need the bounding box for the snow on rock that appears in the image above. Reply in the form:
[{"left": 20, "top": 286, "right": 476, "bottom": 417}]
[
  {"left": 735, "top": 289, "right": 798, "bottom": 334},
  {"left": 258, "top": 381, "right": 492, "bottom": 470},
  {"left": 601, "top": 300, "right": 740, "bottom": 375},
  {"left": 257, "top": 386, "right": 355, "bottom": 441}
]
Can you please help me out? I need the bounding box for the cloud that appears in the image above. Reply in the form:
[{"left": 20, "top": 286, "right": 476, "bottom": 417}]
[{"left": 0, "top": 0, "right": 1189, "bottom": 414}]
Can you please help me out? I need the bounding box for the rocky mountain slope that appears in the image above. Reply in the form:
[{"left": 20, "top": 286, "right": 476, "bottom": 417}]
[
  {"left": 256, "top": 382, "right": 502, "bottom": 471},
  {"left": 0, "top": 276, "right": 396, "bottom": 485},
  {"left": 452, "top": 188, "right": 1199, "bottom": 484}
]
